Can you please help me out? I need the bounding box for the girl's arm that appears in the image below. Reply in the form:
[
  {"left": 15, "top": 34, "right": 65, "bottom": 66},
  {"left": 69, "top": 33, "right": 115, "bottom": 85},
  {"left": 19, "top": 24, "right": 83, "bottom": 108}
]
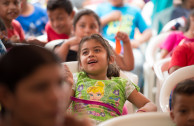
[
  {"left": 63, "top": 64, "right": 75, "bottom": 109},
  {"left": 56, "top": 37, "right": 81, "bottom": 62},
  {"left": 128, "top": 89, "right": 157, "bottom": 112},
  {"left": 160, "top": 49, "right": 169, "bottom": 59},
  {"left": 114, "top": 31, "right": 134, "bottom": 71}
]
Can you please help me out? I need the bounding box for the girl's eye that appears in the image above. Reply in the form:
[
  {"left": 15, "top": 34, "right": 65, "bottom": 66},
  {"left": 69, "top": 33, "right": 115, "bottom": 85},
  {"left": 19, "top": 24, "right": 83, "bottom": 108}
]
[
  {"left": 90, "top": 25, "right": 97, "bottom": 29},
  {"left": 14, "top": 0, "right": 20, "bottom": 5},
  {"left": 82, "top": 50, "right": 88, "bottom": 55},
  {"left": 94, "top": 49, "right": 100, "bottom": 53},
  {"left": 90, "top": 94, "right": 93, "bottom": 96},
  {"left": 79, "top": 24, "right": 85, "bottom": 28}
]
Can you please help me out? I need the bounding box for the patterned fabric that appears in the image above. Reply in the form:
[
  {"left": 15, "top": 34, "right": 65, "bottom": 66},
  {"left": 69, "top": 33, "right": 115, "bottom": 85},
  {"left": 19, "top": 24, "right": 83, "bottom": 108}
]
[
  {"left": 72, "top": 72, "right": 138, "bottom": 124},
  {"left": 95, "top": 2, "right": 149, "bottom": 42},
  {"left": 0, "top": 39, "right": 6, "bottom": 56}
]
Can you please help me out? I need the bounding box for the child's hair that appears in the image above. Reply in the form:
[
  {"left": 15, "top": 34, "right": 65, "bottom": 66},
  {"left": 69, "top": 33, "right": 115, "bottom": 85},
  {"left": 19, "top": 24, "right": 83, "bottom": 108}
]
[
  {"left": 0, "top": 45, "right": 61, "bottom": 114},
  {"left": 73, "top": 9, "right": 101, "bottom": 30},
  {"left": 171, "top": 78, "right": 194, "bottom": 108},
  {"left": 0, "top": 17, "right": 6, "bottom": 32},
  {"left": 0, "top": 45, "right": 60, "bottom": 92},
  {"left": 47, "top": 0, "right": 73, "bottom": 15},
  {"left": 77, "top": 34, "right": 120, "bottom": 78},
  {"left": 182, "top": 9, "right": 194, "bottom": 32}
]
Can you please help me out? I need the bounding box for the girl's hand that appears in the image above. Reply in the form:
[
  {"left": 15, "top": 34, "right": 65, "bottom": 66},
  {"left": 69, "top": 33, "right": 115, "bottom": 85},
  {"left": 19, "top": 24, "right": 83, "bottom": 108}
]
[
  {"left": 63, "top": 64, "right": 73, "bottom": 86},
  {"left": 10, "top": 35, "right": 20, "bottom": 43},
  {"left": 115, "top": 31, "right": 130, "bottom": 44}
]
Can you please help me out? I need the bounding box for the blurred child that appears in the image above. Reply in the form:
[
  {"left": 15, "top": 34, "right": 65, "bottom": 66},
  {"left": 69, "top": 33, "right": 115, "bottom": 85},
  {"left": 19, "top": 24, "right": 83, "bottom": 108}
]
[
  {"left": 95, "top": 0, "right": 152, "bottom": 88},
  {"left": 168, "top": 42, "right": 194, "bottom": 74},
  {"left": 160, "top": 9, "right": 194, "bottom": 59},
  {"left": 0, "top": 0, "right": 25, "bottom": 43},
  {"left": 170, "top": 79, "right": 194, "bottom": 126},
  {"left": 16, "top": 0, "right": 48, "bottom": 38},
  {"left": 69, "top": 34, "right": 157, "bottom": 124},
  {"left": 46, "top": 0, "right": 75, "bottom": 42},
  {"left": 56, "top": 9, "right": 101, "bottom": 62},
  {"left": 57, "top": 9, "right": 134, "bottom": 71},
  {"left": 0, "top": 45, "right": 92, "bottom": 126}
]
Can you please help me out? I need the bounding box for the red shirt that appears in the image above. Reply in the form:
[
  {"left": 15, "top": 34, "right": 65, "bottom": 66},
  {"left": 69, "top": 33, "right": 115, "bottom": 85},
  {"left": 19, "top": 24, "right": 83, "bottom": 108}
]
[
  {"left": 169, "top": 42, "right": 194, "bottom": 69},
  {"left": 7, "top": 20, "right": 25, "bottom": 41},
  {"left": 45, "top": 22, "right": 69, "bottom": 42}
]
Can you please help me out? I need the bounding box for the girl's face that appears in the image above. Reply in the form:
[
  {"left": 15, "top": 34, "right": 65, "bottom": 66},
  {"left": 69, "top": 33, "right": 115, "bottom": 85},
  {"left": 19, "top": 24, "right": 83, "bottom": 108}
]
[
  {"left": 80, "top": 39, "right": 112, "bottom": 78},
  {"left": 4, "top": 64, "right": 71, "bottom": 126},
  {"left": 108, "top": 0, "right": 124, "bottom": 7},
  {"left": 0, "top": 0, "right": 21, "bottom": 22},
  {"left": 170, "top": 94, "right": 194, "bottom": 126},
  {"left": 74, "top": 15, "right": 100, "bottom": 39},
  {"left": 48, "top": 8, "right": 74, "bottom": 35}
]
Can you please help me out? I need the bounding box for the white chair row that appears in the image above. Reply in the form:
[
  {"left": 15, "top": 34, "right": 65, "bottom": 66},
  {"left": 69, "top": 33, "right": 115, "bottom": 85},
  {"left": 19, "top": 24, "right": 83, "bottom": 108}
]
[
  {"left": 160, "top": 65, "right": 194, "bottom": 112},
  {"left": 98, "top": 112, "right": 174, "bottom": 126},
  {"left": 143, "top": 32, "right": 171, "bottom": 102}
]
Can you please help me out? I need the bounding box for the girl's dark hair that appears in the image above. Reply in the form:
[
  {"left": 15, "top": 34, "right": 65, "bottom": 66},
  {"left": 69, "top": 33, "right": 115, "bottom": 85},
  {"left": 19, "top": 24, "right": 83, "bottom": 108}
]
[
  {"left": 0, "top": 17, "right": 6, "bottom": 31},
  {"left": 73, "top": 9, "right": 101, "bottom": 30},
  {"left": 171, "top": 78, "right": 194, "bottom": 108},
  {"left": 0, "top": 45, "right": 60, "bottom": 92},
  {"left": 182, "top": 9, "right": 194, "bottom": 32},
  {"left": 77, "top": 34, "right": 120, "bottom": 78},
  {"left": 47, "top": 0, "right": 73, "bottom": 15}
]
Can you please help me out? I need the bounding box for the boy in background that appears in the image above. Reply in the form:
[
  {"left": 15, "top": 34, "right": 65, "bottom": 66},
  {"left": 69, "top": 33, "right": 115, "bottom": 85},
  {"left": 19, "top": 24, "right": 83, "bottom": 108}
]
[
  {"left": 46, "top": 0, "right": 75, "bottom": 42},
  {"left": 16, "top": 0, "right": 48, "bottom": 38},
  {"left": 95, "top": 0, "right": 152, "bottom": 89},
  {"left": 170, "top": 79, "right": 194, "bottom": 126},
  {"left": 0, "top": 0, "right": 25, "bottom": 43}
]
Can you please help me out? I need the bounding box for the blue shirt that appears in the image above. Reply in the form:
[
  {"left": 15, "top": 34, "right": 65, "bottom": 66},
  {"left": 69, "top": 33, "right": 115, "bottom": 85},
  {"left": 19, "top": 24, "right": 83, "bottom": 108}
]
[
  {"left": 16, "top": 4, "right": 48, "bottom": 38},
  {"left": 0, "top": 39, "right": 6, "bottom": 56},
  {"left": 95, "top": 3, "right": 149, "bottom": 42}
]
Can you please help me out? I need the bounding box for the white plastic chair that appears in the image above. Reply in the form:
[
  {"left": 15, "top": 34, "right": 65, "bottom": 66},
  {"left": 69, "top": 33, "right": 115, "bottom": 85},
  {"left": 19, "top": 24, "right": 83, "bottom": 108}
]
[
  {"left": 36, "top": 34, "right": 47, "bottom": 42},
  {"left": 154, "top": 57, "right": 171, "bottom": 86},
  {"left": 143, "top": 32, "right": 171, "bottom": 102},
  {"left": 98, "top": 112, "right": 175, "bottom": 126},
  {"left": 161, "top": 16, "right": 186, "bottom": 33},
  {"left": 62, "top": 61, "right": 138, "bottom": 114},
  {"left": 44, "top": 39, "right": 65, "bottom": 51},
  {"left": 153, "top": 57, "right": 171, "bottom": 109},
  {"left": 160, "top": 65, "right": 194, "bottom": 112}
]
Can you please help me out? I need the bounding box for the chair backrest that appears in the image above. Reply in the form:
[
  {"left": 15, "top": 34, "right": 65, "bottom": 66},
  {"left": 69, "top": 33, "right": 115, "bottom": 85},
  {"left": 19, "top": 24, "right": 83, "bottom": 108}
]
[
  {"left": 154, "top": 57, "right": 171, "bottom": 86},
  {"left": 44, "top": 39, "right": 65, "bottom": 51},
  {"left": 145, "top": 32, "right": 171, "bottom": 67},
  {"left": 161, "top": 16, "right": 186, "bottom": 33},
  {"left": 62, "top": 61, "right": 138, "bottom": 84},
  {"left": 36, "top": 34, "right": 47, "bottom": 42},
  {"left": 160, "top": 65, "right": 194, "bottom": 112},
  {"left": 98, "top": 112, "right": 175, "bottom": 126}
]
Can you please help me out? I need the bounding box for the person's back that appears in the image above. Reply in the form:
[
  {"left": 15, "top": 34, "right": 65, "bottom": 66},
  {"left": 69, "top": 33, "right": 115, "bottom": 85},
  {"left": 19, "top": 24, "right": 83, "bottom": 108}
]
[
  {"left": 16, "top": 0, "right": 48, "bottom": 38},
  {"left": 168, "top": 42, "right": 194, "bottom": 74},
  {"left": 46, "top": 0, "right": 75, "bottom": 42},
  {"left": 160, "top": 9, "right": 194, "bottom": 59}
]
